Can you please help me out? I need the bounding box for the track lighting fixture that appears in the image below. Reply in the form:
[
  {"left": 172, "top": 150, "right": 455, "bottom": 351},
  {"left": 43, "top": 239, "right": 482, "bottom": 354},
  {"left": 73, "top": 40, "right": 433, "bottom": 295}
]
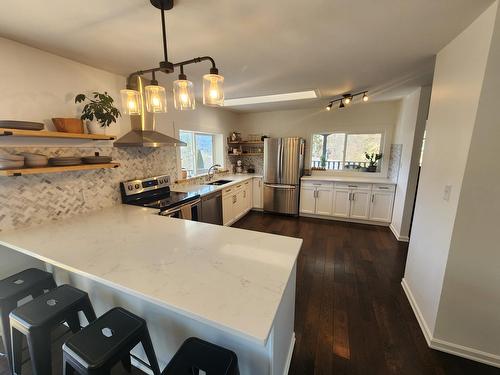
[
  {"left": 121, "top": 0, "right": 224, "bottom": 114},
  {"left": 325, "top": 91, "right": 369, "bottom": 111}
]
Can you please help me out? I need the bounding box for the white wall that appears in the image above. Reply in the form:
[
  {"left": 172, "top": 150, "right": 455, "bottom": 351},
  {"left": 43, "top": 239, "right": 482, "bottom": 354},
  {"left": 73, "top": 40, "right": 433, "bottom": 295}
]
[
  {"left": 402, "top": 0, "right": 499, "bottom": 364},
  {"left": 433, "top": 0, "right": 500, "bottom": 359},
  {"left": 0, "top": 37, "right": 130, "bottom": 143},
  {"left": 390, "top": 86, "right": 431, "bottom": 241},
  {"left": 235, "top": 101, "right": 401, "bottom": 177}
]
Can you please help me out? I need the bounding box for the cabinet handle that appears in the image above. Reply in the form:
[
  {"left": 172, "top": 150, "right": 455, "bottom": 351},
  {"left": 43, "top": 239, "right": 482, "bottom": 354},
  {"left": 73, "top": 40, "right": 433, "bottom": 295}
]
[
  {"left": 243, "top": 191, "right": 246, "bottom": 198},
  {"left": 348, "top": 185, "right": 358, "bottom": 188},
  {"left": 371, "top": 194, "right": 375, "bottom": 203},
  {"left": 378, "top": 187, "right": 389, "bottom": 190},
  {"left": 348, "top": 193, "right": 352, "bottom": 201},
  {"left": 233, "top": 195, "right": 236, "bottom": 204},
  {"left": 352, "top": 193, "right": 355, "bottom": 201}
]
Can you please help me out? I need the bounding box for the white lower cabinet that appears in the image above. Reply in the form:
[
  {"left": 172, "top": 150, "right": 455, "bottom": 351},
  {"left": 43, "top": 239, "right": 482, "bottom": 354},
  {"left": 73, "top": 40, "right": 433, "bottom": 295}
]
[
  {"left": 332, "top": 189, "right": 350, "bottom": 218},
  {"left": 299, "top": 182, "right": 333, "bottom": 215},
  {"left": 301, "top": 180, "right": 396, "bottom": 225},
  {"left": 222, "top": 179, "right": 254, "bottom": 226},
  {"left": 369, "top": 191, "right": 395, "bottom": 222},
  {"left": 252, "top": 177, "right": 263, "bottom": 209},
  {"left": 349, "top": 190, "right": 371, "bottom": 220}
]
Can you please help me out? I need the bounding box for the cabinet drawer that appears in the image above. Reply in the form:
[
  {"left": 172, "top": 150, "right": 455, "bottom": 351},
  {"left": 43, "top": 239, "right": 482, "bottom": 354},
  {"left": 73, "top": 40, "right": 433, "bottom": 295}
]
[
  {"left": 335, "top": 182, "right": 372, "bottom": 190},
  {"left": 373, "top": 184, "right": 395, "bottom": 192},
  {"left": 222, "top": 187, "right": 234, "bottom": 197},
  {"left": 302, "top": 181, "right": 334, "bottom": 189}
]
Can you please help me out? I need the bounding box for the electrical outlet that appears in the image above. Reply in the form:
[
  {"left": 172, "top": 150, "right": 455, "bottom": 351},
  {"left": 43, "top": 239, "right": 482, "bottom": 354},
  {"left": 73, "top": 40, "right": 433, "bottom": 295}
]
[{"left": 443, "top": 185, "right": 452, "bottom": 201}]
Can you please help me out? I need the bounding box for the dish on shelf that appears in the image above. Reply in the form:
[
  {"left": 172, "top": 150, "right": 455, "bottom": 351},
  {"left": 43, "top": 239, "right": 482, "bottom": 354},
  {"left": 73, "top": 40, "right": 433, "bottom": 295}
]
[
  {"left": 19, "top": 152, "right": 48, "bottom": 167},
  {"left": 0, "top": 151, "right": 25, "bottom": 162},
  {"left": 48, "top": 157, "right": 82, "bottom": 166},
  {"left": 0, "top": 120, "right": 44, "bottom": 131},
  {"left": 0, "top": 160, "right": 24, "bottom": 170},
  {"left": 82, "top": 156, "right": 112, "bottom": 164}
]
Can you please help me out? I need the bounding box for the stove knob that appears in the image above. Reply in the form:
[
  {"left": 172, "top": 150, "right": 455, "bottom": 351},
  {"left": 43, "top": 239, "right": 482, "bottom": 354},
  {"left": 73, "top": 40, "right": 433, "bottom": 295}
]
[
  {"left": 159, "top": 179, "right": 163, "bottom": 184},
  {"left": 135, "top": 184, "right": 140, "bottom": 189},
  {"left": 127, "top": 185, "right": 133, "bottom": 191}
]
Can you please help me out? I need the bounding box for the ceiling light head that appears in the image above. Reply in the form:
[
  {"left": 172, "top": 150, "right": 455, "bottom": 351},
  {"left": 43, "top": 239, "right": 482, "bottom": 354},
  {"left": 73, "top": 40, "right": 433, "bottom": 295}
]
[
  {"left": 173, "top": 74, "right": 195, "bottom": 111},
  {"left": 326, "top": 102, "right": 333, "bottom": 111},
  {"left": 203, "top": 73, "right": 224, "bottom": 107},
  {"left": 120, "top": 89, "right": 142, "bottom": 115},
  {"left": 363, "top": 92, "right": 369, "bottom": 102},
  {"left": 145, "top": 85, "right": 167, "bottom": 113},
  {"left": 339, "top": 101, "right": 345, "bottom": 109},
  {"left": 343, "top": 94, "right": 352, "bottom": 105}
]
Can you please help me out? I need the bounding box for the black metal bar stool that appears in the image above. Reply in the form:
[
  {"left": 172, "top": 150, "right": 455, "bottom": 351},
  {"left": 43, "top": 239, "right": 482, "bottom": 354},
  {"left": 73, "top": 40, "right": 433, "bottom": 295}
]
[
  {"left": 0, "top": 268, "right": 56, "bottom": 373},
  {"left": 10, "top": 284, "right": 96, "bottom": 375},
  {"left": 62, "top": 307, "right": 161, "bottom": 375},
  {"left": 162, "top": 337, "right": 240, "bottom": 375}
]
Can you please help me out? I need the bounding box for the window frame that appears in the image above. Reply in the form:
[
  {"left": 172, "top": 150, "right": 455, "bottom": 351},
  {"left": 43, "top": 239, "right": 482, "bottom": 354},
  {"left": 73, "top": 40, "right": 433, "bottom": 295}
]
[
  {"left": 310, "top": 130, "right": 386, "bottom": 172},
  {"left": 179, "top": 129, "right": 220, "bottom": 177}
]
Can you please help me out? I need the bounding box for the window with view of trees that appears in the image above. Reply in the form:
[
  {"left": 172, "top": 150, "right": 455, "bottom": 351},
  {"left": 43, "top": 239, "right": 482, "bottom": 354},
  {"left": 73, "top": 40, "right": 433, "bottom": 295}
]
[
  {"left": 311, "top": 132, "right": 383, "bottom": 171},
  {"left": 180, "top": 130, "right": 220, "bottom": 176}
]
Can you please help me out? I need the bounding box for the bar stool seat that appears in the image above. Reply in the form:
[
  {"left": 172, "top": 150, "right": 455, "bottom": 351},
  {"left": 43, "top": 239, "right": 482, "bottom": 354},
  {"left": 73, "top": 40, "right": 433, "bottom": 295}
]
[
  {"left": 10, "top": 284, "right": 96, "bottom": 375},
  {"left": 62, "top": 307, "right": 161, "bottom": 375},
  {"left": 0, "top": 268, "right": 56, "bottom": 373},
  {"left": 162, "top": 337, "right": 240, "bottom": 375}
]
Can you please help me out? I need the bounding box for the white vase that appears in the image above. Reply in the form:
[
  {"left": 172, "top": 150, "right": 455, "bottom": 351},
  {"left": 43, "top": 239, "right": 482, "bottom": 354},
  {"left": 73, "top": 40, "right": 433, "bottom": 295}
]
[{"left": 86, "top": 121, "right": 106, "bottom": 134}]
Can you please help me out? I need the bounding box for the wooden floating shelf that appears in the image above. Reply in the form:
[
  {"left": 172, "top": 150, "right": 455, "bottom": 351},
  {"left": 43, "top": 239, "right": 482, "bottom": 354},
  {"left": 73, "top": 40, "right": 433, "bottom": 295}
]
[
  {"left": 0, "top": 163, "right": 120, "bottom": 177},
  {"left": 228, "top": 153, "right": 263, "bottom": 156},
  {"left": 0, "top": 128, "right": 116, "bottom": 141},
  {"left": 227, "top": 141, "right": 264, "bottom": 145}
]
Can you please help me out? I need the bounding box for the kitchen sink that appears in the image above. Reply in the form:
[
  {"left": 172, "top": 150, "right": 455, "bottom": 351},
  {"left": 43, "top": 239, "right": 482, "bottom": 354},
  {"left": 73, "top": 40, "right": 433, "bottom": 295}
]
[{"left": 205, "top": 179, "right": 233, "bottom": 186}]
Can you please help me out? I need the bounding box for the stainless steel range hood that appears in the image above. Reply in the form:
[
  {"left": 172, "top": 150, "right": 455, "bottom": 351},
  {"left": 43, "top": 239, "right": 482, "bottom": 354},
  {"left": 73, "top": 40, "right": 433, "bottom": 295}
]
[{"left": 114, "top": 75, "right": 186, "bottom": 148}]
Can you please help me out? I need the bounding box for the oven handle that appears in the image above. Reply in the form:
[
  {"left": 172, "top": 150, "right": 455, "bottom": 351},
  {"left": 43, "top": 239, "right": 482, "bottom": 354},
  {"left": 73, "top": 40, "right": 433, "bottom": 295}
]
[{"left": 160, "top": 198, "right": 201, "bottom": 216}]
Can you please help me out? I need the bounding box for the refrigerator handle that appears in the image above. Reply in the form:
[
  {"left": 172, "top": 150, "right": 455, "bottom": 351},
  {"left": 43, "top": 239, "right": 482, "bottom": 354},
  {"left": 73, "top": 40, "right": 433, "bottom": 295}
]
[{"left": 278, "top": 139, "right": 283, "bottom": 183}]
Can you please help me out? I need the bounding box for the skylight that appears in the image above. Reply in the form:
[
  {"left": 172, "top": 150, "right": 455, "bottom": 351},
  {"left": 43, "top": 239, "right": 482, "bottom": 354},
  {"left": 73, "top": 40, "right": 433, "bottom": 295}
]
[{"left": 224, "top": 90, "right": 318, "bottom": 106}]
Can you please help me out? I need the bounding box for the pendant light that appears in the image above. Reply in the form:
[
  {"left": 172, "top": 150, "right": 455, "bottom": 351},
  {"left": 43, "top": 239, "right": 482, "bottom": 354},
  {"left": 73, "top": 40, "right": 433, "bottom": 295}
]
[
  {"left": 173, "top": 67, "right": 195, "bottom": 110},
  {"left": 145, "top": 71, "right": 167, "bottom": 113},
  {"left": 120, "top": 89, "right": 142, "bottom": 115},
  {"left": 203, "top": 67, "right": 224, "bottom": 107},
  {"left": 120, "top": 0, "right": 224, "bottom": 115}
]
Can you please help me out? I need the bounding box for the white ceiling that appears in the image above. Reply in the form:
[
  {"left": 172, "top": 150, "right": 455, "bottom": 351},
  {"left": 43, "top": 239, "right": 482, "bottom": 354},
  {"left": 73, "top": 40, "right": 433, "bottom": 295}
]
[{"left": 0, "top": 0, "right": 494, "bottom": 111}]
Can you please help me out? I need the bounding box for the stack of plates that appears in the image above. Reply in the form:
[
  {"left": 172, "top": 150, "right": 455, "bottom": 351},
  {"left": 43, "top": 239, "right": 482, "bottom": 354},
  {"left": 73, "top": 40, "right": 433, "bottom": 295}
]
[
  {"left": 82, "top": 155, "right": 112, "bottom": 164},
  {"left": 48, "top": 157, "right": 82, "bottom": 166},
  {"left": 20, "top": 152, "right": 48, "bottom": 167},
  {"left": 0, "top": 120, "right": 44, "bottom": 131},
  {"left": 0, "top": 151, "right": 24, "bottom": 170}
]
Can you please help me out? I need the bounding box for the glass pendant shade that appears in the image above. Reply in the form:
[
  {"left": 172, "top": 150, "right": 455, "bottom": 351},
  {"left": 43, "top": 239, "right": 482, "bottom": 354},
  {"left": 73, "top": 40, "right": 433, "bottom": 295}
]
[
  {"left": 120, "top": 89, "right": 142, "bottom": 115},
  {"left": 145, "top": 85, "right": 167, "bottom": 113},
  {"left": 173, "top": 79, "right": 196, "bottom": 110},
  {"left": 203, "top": 74, "right": 224, "bottom": 106}
]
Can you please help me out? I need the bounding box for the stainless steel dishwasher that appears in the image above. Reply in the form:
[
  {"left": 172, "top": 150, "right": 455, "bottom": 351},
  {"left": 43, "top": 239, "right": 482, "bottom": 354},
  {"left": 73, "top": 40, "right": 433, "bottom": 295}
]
[{"left": 200, "top": 190, "right": 223, "bottom": 225}]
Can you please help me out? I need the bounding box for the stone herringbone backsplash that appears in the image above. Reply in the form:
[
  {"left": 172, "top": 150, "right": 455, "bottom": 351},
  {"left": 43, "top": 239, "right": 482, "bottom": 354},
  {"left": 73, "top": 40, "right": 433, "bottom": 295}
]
[{"left": 0, "top": 146, "right": 177, "bottom": 232}]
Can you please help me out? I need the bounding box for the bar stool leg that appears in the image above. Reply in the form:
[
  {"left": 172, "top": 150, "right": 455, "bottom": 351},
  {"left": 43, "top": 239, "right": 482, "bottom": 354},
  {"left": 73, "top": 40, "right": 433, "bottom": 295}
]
[
  {"left": 62, "top": 356, "right": 76, "bottom": 375},
  {"left": 81, "top": 296, "right": 97, "bottom": 324},
  {"left": 140, "top": 329, "right": 161, "bottom": 375},
  {"left": 120, "top": 354, "right": 132, "bottom": 372},
  {"left": 66, "top": 313, "right": 81, "bottom": 333},
  {"left": 1, "top": 302, "right": 17, "bottom": 373},
  {"left": 11, "top": 327, "right": 24, "bottom": 375},
  {"left": 27, "top": 329, "right": 52, "bottom": 375}
]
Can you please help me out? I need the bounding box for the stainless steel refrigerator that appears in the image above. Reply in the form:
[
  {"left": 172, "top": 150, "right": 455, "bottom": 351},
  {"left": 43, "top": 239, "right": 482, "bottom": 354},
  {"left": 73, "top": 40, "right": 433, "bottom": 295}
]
[{"left": 263, "top": 137, "right": 305, "bottom": 215}]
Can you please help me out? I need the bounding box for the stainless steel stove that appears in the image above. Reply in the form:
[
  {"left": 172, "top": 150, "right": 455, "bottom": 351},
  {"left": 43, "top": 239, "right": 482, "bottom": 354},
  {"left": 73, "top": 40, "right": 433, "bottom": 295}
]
[{"left": 120, "top": 175, "right": 201, "bottom": 220}]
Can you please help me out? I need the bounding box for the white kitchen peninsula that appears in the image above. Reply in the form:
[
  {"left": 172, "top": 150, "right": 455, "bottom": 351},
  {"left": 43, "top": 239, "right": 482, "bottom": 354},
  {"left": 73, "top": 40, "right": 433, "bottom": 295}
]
[{"left": 0, "top": 205, "right": 301, "bottom": 375}]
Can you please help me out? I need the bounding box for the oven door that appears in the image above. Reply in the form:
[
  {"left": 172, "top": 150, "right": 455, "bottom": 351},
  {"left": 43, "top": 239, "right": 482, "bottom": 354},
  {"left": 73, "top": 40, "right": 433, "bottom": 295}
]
[{"left": 159, "top": 198, "right": 201, "bottom": 221}]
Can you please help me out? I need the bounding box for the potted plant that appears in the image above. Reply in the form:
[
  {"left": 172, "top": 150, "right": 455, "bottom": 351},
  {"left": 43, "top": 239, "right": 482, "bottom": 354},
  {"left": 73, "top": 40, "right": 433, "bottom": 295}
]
[
  {"left": 75, "top": 92, "right": 121, "bottom": 134},
  {"left": 365, "top": 152, "right": 382, "bottom": 172}
]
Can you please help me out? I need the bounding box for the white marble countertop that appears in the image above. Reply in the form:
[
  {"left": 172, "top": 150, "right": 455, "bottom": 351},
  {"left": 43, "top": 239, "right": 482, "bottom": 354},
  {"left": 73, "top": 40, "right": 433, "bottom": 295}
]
[
  {"left": 301, "top": 175, "right": 396, "bottom": 184},
  {"left": 172, "top": 174, "right": 263, "bottom": 196},
  {"left": 0, "top": 205, "right": 301, "bottom": 345}
]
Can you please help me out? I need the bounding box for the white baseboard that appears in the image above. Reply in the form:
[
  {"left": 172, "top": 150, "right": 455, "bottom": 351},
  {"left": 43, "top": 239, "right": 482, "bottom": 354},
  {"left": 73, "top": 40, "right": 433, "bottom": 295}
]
[
  {"left": 299, "top": 213, "right": 389, "bottom": 227},
  {"left": 389, "top": 223, "right": 409, "bottom": 242},
  {"left": 283, "top": 333, "right": 296, "bottom": 375},
  {"left": 401, "top": 278, "right": 500, "bottom": 368}
]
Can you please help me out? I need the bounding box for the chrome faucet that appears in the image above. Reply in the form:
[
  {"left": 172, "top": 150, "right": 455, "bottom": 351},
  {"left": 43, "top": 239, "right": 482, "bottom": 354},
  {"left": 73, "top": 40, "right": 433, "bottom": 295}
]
[{"left": 207, "top": 164, "right": 221, "bottom": 181}]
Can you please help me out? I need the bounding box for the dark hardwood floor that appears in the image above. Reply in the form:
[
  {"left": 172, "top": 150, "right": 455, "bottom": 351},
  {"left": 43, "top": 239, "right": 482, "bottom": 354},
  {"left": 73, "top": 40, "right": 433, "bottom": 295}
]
[
  {"left": 233, "top": 212, "right": 500, "bottom": 375},
  {"left": 1, "top": 212, "right": 498, "bottom": 374}
]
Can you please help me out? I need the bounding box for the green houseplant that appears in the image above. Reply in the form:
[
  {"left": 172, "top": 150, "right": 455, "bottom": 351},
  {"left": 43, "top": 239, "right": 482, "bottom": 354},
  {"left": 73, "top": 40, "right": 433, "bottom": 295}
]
[
  {"left": 75, "top": 92, "right": 121, "bottom": 134},
  {"left": 365, "top": 152, "right": 382, "bottom": 172}
]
